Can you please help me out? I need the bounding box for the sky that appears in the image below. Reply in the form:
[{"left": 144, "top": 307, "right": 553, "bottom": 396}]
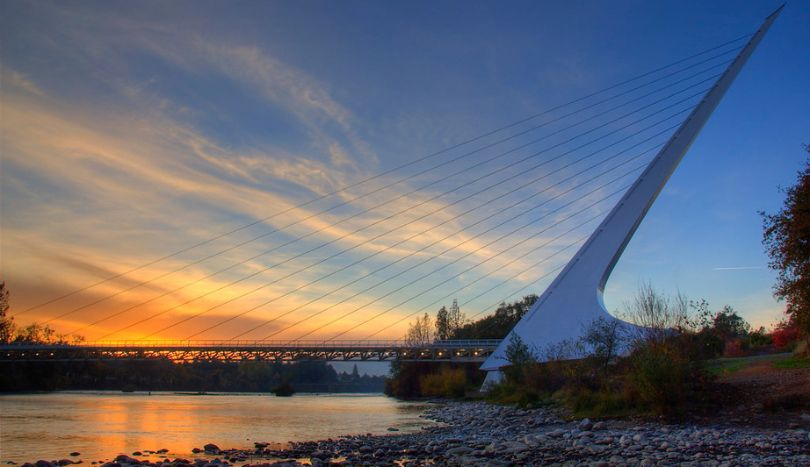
[{"left": 1, "top": 0, "right": 809, "bottom": 344}]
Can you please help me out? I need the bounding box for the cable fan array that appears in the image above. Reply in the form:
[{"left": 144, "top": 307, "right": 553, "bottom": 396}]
[{"left": 14, "top": 35, "right": 751, "bottom": 342}]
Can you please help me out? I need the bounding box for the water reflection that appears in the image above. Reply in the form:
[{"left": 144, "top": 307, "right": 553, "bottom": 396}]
[{"left": 0, "top": 392, "right": 432, "bottom": 461}]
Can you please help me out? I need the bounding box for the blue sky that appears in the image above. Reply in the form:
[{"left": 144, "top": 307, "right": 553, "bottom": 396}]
[{"left": 1, "top": 0, "right": 808, "bottom": 342}]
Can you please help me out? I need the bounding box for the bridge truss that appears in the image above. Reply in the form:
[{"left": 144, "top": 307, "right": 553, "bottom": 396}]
[{"left": 0, "top": 340, "right": 501, "bottom": 363}]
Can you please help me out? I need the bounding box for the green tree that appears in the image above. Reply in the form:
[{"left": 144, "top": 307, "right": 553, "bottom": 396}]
[
  {"left": 762, "top": 145, "right": 810, "bottom": 335},
  {"left": 503, "top": 333, "right": 535, "bottom": 384},
  {"left": 711, "top": 305, "right": 751, "bottom": 341},
  {"left": 435, "top": 306, "right": 450, "bottom": 340}
]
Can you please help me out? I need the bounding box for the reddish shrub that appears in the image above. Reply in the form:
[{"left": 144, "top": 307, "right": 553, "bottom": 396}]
[
  {"left": 772, "top": 320, "right": 800, "bottom": 349},
  {"left": 723, "top": 339, "right": 745, "bottom": 358}
]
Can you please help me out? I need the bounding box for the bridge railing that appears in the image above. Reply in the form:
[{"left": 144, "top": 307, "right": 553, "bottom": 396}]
[{"left": 0, "top": 339, "right": 502, "bottom": 350}]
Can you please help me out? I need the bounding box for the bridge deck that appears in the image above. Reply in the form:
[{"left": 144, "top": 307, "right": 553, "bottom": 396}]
[{"left": 0, "top": 340, "right": 502, "bottom": 362}]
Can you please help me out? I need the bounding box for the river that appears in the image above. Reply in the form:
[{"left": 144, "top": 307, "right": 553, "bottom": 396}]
[{"left": 0, "top": 392, "right": 432, "bottom": 462}]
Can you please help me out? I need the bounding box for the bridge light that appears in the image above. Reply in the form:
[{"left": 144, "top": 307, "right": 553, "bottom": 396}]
[{"left": 437, "top": 351, "right": 443, "bottom": 356}]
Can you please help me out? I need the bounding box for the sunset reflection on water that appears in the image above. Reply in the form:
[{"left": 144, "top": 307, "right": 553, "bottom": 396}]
[{"left": 0, "top": 392, "right": 431, "bottom": 461}]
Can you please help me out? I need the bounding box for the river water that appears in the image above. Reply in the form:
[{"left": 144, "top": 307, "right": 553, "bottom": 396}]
[{"left": 0, "top": 392, "right": 432, "bottom": 462}]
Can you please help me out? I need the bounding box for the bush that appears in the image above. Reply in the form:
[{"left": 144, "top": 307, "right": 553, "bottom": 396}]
[
  {"left": 723, "top": 339, "right": 745, "bottom": 358},
  {"left": 772, "top": 319, "right": 801, "bottom": 350},
  {"left": 385, "top": 362, "right": 484, "bottom": 399},
  {"left": 522, "top": 360, "right": 574, "bottom": 395},
  {"left": 565, "top": 385, "right": 634, "bottom": 418},
  {"left": 503, "top": 333, "right": 536, "bottom": 384},
  {"left": 624, "top": 341, "right": 697, "bottom": 415},
  {"left": 743, "top": 327, "right": 772, "bottom": 348},
  {"left": 419, "top": 367, "right": 468, "bottom": 398}
]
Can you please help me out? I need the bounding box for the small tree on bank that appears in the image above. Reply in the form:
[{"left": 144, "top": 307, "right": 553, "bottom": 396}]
[
  {"left": 583, "top": 316, "right": 626, "bottom": 372},
  {"left": 624, "top": 282, "right": 688, "bottom": 345},
  {"left": 503, "top": 333, "right": 535, "bottom": 384}
]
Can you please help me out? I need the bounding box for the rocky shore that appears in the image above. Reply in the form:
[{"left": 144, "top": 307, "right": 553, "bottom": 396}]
[{"left": 16, "top": 401, "right": 810, "bottom": 466}]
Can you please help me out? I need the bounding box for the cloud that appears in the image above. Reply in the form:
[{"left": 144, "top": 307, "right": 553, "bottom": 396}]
[
  {"left": 1, "top": 5, "right": 609, "bottom": 341},
  {"left": 713, "top": 266, "right": 762, "bottom": 271},
  {"left": 2, "top": 69, "right": 46, "bottom": 97}
]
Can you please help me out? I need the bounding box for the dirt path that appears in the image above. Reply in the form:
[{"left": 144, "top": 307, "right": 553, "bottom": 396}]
[{"left": 710, "top": 355, "right": 810, "bottom": 428}]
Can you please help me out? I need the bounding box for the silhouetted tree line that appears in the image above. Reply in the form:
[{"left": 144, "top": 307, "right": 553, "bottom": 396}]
[{"left": 0, "top": 359, "right": 385, "bottom": 393}]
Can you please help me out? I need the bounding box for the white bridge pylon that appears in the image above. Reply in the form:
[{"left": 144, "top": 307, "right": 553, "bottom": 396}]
[{"left": 481, "top": 6, "right": 783, "bottom": 380}]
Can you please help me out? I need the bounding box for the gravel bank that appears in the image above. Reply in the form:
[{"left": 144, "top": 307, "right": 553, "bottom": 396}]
[{"left": 16, "top": 401, "right": 810, "bottom": 466}]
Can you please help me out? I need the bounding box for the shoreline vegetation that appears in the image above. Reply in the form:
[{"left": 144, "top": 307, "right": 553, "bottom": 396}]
[{"left": 386, "top": 288, "right": 809, "bottom": 422}]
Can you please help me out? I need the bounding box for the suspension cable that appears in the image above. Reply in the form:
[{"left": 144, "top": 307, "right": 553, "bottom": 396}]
[{"left": 17, "top": 36, "right": 749, "bottom": 316}]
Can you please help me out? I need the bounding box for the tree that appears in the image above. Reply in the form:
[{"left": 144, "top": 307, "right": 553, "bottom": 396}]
[
  {"left": 503, "top": 333, "right": 535, "bottom": 384},
  {"left": 711, "top": 305, "right": 751, "bottom": 341},
  {"left": 447, "top": 299, "right": 466, "bottom": 334},
  {"left": 405, "top": 312, "right": 433, "bottom": 345},
  {"left": 624, "top": 282, "right": 688, "bottom": 344},
  {"left": 762, "top": 145, "right": 810, "bottom": 336},
  {"left": 435, "top": 306, "right": 450, "bottom": 340},
  {"left": 0, "top": 282, "right": 14, "bottom": 344},
  {"left": 451, "top": 294, "right": 538, "bottom": 339},
  {"left": 583, "top": 316, "right": 626, "bottom": 372}
]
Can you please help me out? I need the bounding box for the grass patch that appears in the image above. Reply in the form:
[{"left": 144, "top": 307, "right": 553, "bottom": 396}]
[
  {"left": 707, "top": 353, "right": 791, "bottom": 376},
  {"left": 772, "top": 356, "right": 810, "bottom": 369}
]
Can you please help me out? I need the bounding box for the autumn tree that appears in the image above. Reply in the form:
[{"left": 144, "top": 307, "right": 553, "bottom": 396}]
[
  {"left": 762, "top": 145, "right": 810, "bottom": 335},
  {"left": 0, "top": 282, "right": 14, "bottom": 344},
  {"left": 447, "top": 299, "right": 466, "bottom": 333},
  {"left": 405, "top": 312, "right": 433, "bottom": 345}
]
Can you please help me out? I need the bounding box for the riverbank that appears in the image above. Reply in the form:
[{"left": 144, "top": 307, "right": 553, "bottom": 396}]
[{"left": 14, "top": 401, "right": 810, "bottom": 466}]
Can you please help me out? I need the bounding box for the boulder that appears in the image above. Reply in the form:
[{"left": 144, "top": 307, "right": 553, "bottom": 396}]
[
  {"left": 309, "top": 450, "right": 330, "bottom": 461},
  {"left": 578, "top": 418, "right": 593, "bottom": 431},
  {"left": 446, "top": 446, "right": 473, "bottom": 457},
  {"left": 202, "top": 444, "right": 220, "bottom": 454},
  {"left": 113, "top": 456, "right": 139, "bottom": 465}
]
